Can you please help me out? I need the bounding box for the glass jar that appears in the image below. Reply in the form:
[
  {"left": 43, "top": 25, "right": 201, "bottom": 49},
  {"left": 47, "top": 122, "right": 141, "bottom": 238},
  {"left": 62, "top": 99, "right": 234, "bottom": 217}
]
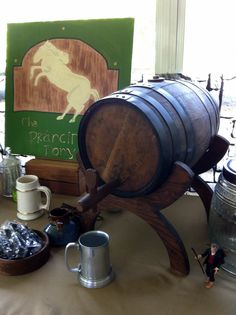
[
  {"left": 0, "top": 148, "right": 22, "bottom": 197},
  {"left": 209, "top": 159, "right": 236, "bottom": 276}
]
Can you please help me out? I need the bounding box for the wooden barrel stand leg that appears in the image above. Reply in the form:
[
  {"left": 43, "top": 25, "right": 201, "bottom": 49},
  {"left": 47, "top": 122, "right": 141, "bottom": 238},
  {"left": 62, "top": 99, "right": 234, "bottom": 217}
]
[
  {"left": 191, "top": 135, "right": 230, "bottom": 221},
  {"left": 142, "top": 208, "right": 190, "bottom": 276},
  {"left": 192, "top": 135, "right": 230, "bottom": 175},
  {"left": 97, "top": 162, "right": 194, "bottom": 276},
  {"left": 76, "top": 135, "right": 229, "bottom": 277},
  {"left": 99, "top": 196, "right": 191, "bottom": 275},
  {"left": 191, "top": 175, "right": 213, "bottom": 221}
]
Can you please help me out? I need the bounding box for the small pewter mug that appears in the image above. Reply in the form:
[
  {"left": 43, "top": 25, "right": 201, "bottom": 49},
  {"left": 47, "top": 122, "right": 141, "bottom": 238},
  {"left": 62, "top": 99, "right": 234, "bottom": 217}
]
[{"left": 65, "top": 230, "right": 114, "bottom": 288}]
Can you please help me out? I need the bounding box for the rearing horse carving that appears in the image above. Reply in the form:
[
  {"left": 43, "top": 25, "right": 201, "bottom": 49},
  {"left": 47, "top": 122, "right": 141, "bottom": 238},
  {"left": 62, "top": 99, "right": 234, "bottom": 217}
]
[{"left": 30, "top": 41, "right": 100, "bottom": 123}]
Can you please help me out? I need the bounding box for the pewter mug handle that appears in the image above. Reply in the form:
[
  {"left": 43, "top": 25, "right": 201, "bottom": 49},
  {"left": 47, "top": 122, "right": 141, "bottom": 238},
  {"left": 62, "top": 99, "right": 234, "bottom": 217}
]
[{"left": 65, "top": 242, "right": 81, "bottom": 273}]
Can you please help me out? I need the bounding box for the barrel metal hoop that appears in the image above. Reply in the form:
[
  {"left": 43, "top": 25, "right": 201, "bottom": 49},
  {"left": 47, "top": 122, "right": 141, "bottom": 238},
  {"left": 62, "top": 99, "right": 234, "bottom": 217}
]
[
  {"left": 78, "top": 98, "right": 113, "bottom": 172},
  {"left": 78, "top": 97, "right": 172, "bottom": 197},
  {"left": 123, "top": 96, "right": 173, "bottom": 193},
  {"left": 78, "top": 111, "right": 95, "bottom": 170},
  {"left": 176, "top": 80, "right": 216, "bottom": 136},
  {"left": 153, "top": 87, "right": 195, "bottom": 165},
  {"left": 122, "top": 84, "right": 194, "bottom": 164},
  {"left": 119, "top": 94, "right": 172, "bottom": 196},
  {"left": 178, "top": 80, "right": 220, "bottom": 129},
  {"left": 133, "top": 81, "right": 176, "bottom": 91},
  {"left": 119, "top": 87, "right": 183, "bottom": 162}
]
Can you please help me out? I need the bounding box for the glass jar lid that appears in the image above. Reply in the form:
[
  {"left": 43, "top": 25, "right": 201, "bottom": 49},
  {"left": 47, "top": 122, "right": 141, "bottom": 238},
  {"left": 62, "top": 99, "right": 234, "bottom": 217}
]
[{"left": 223, "top": 159, "right": 236, "bottom": 184}]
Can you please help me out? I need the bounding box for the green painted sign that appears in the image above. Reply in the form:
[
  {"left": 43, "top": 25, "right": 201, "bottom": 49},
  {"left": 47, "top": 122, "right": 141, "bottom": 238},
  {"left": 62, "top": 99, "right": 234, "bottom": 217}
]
[{"left": 5, "top": 18, "right": 134, "bottom": 161}]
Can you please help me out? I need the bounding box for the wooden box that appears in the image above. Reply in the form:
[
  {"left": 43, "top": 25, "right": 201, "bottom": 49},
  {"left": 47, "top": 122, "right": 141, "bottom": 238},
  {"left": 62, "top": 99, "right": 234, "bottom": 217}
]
[{"left": 25, "top": 159, "right": 80, "bottom": 195}]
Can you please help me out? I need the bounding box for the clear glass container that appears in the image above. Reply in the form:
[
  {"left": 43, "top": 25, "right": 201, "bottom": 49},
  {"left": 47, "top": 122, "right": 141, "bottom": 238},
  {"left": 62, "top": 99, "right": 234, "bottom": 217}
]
[
  {"left": 0, "top": 148, "right": 22, "bottom": 197},
  {"left": 209, "top": 159, "right": 236, "bottom": 276}
]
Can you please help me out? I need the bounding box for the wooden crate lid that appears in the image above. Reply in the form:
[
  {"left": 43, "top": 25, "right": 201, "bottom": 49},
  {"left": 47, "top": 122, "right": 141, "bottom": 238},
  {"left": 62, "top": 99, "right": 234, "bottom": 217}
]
[{"left": 25, "top": 159, "right": 79, "bottom": 183}]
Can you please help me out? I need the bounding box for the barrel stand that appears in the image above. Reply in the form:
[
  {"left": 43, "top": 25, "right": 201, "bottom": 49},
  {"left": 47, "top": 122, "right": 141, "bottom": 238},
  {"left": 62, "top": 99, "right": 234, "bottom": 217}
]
[{"left": 76, "top": 135, "right": 229, "bottom": 276}]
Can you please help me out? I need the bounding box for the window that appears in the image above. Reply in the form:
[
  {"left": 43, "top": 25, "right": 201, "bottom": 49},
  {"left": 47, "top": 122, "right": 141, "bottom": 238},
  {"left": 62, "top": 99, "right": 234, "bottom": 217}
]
[
  {"left": 184, "top": 0, "right": 236, "bottom": 78},
  {"left": 0, "top": 0, "right": 156, "bottom": 80}
]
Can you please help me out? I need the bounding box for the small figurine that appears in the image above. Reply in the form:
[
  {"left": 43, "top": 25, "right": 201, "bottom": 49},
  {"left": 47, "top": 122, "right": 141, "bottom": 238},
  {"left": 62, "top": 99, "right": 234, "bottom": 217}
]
[{"left": 194, "top": 243, "right": 226, "bottom": 289}]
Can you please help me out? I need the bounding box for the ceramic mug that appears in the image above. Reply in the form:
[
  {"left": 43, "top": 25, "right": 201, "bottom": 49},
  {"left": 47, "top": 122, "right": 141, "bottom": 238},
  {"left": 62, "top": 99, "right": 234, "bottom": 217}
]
[
  {"left": 16, "top": 175, "right": 51, "bottom": 220},
  {"left": 65, "top": 230, "right": 114, "bottom": 288}
]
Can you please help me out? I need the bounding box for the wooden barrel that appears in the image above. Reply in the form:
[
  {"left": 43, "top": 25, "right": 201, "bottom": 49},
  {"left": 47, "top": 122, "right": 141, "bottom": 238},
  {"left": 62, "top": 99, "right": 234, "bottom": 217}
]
[{"left": 78, "top": 80, "right": 219, "bottom": 197}]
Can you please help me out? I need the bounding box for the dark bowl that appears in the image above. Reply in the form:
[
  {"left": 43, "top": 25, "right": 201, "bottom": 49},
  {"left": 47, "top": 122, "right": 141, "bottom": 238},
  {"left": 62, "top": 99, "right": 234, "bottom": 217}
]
[{"left": 0, "top": 230, "right": 50, "bottom": 276}]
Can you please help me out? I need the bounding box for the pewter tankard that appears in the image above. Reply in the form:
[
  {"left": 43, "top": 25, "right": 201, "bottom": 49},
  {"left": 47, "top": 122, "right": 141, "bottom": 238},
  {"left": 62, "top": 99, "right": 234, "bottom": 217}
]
[{"left": 65, "top": 230, "right": 114, "bottom": 288}]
